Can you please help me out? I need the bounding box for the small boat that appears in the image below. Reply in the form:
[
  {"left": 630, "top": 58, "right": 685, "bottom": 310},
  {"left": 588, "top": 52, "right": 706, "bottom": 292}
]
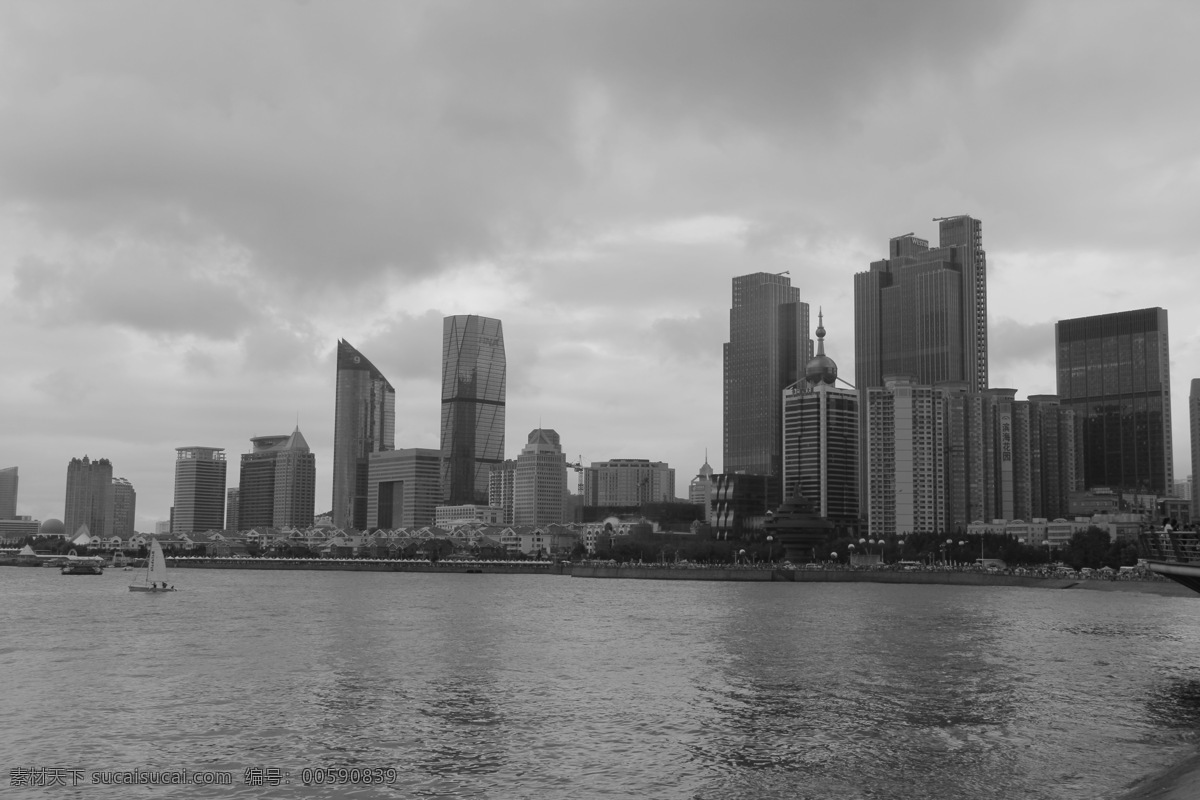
[{"left": 129, "top": 539, "right": 177, "bottom": 593}]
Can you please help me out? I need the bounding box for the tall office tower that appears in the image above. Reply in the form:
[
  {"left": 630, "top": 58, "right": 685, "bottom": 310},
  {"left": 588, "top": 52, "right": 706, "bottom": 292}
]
[
  {"left": 172, "top": 447, "right": 227, "bottom": 534},
  {"left": 63, "top": 456, "right": 114, "bottom": 539},
  {"left": 1192, "top": 380, "right": 1200, "bottom": 521},
  {"left": 488, "top": 459, "right": 518, "bottom": 526},
  {"left": 724, "top": 273, "right": 812, "bottom": 506},
  {"left": 782, "top": 315, "right": 859, "bottom": 526},
  {"left": 854, "top": 216, "right": 988, "bottom": 392},
  {"left": 582, "top": 459, "right": 676, "bottom": 506},
  {"left": 514, "top": 429, "right": 567, "bottom": 526},
  {"left": 865, "top": 377, "right": 949, "bottom": 538},
  {"left": 225, "top": 488, "right": 240, "bottom": 531},
  {"left": 366, "top": 448, "right": 442, "bottom": 529},
  {"left": 0, "top": 466, "right": 16, "bottom": 518},
  {"left": 238, "top": 427, "right": 316, "bottom": 530},
  {"left": 1055, "top": 308, "right": 1173, "bottom": 494},
  {"left": 441, "top": 315, "right": 506, "bottom": 505},
  {"left": 111, "top": 477, "right": 136, "bottom": 538},
  {"left": 332, "top": 340, "right": 396, "bottom": 530},
  {"left": 688, "top": 456, "right": 715, "bottom": 523}
]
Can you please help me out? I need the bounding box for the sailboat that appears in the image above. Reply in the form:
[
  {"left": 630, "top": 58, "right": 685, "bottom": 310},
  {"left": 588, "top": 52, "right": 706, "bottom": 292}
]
[{"left": 128, "top": 539, "right": 177, "bottom": 593}]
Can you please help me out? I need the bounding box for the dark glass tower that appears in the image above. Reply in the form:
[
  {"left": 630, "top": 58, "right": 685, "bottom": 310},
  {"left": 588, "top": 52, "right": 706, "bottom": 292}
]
[
  {"left": 332, "top": 340, "right": 395, "bottom": 530},
  {"left": 441, "top": 316, "right": 506, "bottom": 505},
  {"left": 723, "top": 272, "right": 812, "bottom": 503},
  {"left": 1055, "top": 307, "right": 1173, "bottom": 494}
]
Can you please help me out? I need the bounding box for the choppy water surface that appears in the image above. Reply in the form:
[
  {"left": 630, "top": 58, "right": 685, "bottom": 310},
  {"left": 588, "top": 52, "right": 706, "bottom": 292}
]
[{"left": 3, "top": 568, "right": 1199, "bottom": 799}]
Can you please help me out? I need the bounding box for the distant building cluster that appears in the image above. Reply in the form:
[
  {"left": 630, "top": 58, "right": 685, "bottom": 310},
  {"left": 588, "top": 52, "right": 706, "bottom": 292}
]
[{"left": 8, "top": 214, "right": 1195, "bottom": 547}]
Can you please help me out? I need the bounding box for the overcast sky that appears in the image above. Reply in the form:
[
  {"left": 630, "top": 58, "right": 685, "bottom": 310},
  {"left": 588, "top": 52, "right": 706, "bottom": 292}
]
[{"left": 2, "top": 1, "right": 1198, "bottom": 531}]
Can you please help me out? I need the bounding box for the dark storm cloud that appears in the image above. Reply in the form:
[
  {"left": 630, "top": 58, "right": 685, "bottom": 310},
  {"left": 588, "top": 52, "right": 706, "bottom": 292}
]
[{"left": 0, "top": 1, "right": 1033, "bottom": 298}]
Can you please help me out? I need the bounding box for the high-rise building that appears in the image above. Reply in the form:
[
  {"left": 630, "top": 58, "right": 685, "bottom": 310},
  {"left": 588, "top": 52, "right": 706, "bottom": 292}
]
[
  {"left": 488, "top": 459, "right": 518, "bottom": 526},
  {"left": 854, "top": 216, "right": 988, "bottom": 392},
  {"left": 366, "top": 448, "right": 442, "bottom": 529},
  {"left": 64, "top": 456, "right": 113, "bottom": 539},
  {"left": 688, "top": 456, "right": 715, "bottom": 523},
  {"left": 225, "top": 488, "right": 240, "bottom": 531},
  {"left": 782, "top": 314, "right": 859, "bottom": 527},
  {"left": 865, "top": 377, "right": 951, "bottom": 538},
  {"left": 441, "top": 315, "right": 506, "bottom": 505},
  {"left": 111, "top": 477, "right": 136, "bottom": 538},
  {"left": 724, "top": 273, "right": 812, "bottom": 502},
  {"left": 172, "top": 447, "right": 227, "bottom": 534},
  {"left": 943, "top": 389, "right": 1077, "bottom": 529},
  {"left": 1055, "top": 308, "right": 1173, "bottom": 495},
  {"left": 1191, "top": 379, "right": 1200, "bottom": 521},
  {"left": 515, "top": 429, "right": 567, "bottom": 526},
  {"left": 0, "top": 466, "right": 16, "bottom": 519},
  {"left": 332, "top": 340, "right": 396, "bottom": 531},
  {"left": 582, "top": 459, "right": 676, "bottom": 506},
  {"left": 238, "top": 427, "right": 316, "bottom": 530}
]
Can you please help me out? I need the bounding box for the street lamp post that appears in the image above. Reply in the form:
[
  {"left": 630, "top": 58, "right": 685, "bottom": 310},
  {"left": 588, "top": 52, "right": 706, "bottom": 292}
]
[{"left": 766, "top": 535, "right": 774, "bottom": 564}]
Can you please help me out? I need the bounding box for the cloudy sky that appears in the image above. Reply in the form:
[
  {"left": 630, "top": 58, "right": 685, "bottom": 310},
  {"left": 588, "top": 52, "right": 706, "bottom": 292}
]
[{"left": 2, "top": 1, "right": 1198, "bottom": 531}]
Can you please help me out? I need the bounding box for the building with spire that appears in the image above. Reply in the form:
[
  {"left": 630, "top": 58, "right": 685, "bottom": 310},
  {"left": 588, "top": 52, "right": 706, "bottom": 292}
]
[
  {"left": 688, "top": 455, "right": 715, "bottom": 523},
  {"left": 332, "top": 339, "right": 396, "bottom": 530},
  {"left": 441, "top": 315, "right": 506, "bottom": 505},
  {"left": 514, "top": 428, "right": 567, "bottom": 526},
  {"left": 723, "top": 272, "right": 812, "bottom": 506},
  {"left": 172, "top": 447, "right": 226, "bottom": 534},
  {"left": 782, "top": 312, "right": 859, "bottom": 529},
  {"left": 237, "top": 427, "right": 316, "bottom": 530},
  {"left": 64, "top": 456, "right": 113, "bottom": 539}
]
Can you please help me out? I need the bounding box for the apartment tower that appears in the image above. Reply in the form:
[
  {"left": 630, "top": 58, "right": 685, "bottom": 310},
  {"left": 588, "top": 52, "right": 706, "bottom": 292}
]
[{"left": 64, "top": 456, "right": 113, "bottom": 539}]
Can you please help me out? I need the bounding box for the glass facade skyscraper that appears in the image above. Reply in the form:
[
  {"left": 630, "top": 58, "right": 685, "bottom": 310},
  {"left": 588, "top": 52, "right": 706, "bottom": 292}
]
[
  {"left": 332, "top": 340, "right": 396, "bottom": 530},
  {"left": 1055, "top": 307, "right": 1173, "bottom": 495},
  {"left": 441, "top": 315, "right": 506, "bottom": 505},
  {"left": 723, "top": 272, "right": 812, "bottom": 503}
]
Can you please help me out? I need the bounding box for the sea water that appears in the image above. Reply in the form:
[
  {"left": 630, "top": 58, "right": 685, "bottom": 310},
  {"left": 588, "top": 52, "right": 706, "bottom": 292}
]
[{"left": 2, "top": 568, "right": 1199, "bottom": 799}]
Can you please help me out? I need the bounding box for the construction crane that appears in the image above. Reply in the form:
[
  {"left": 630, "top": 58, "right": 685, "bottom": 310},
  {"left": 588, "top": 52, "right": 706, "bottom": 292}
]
[{"left": 565, "top": 456, "right": 586, "bottom": 497}]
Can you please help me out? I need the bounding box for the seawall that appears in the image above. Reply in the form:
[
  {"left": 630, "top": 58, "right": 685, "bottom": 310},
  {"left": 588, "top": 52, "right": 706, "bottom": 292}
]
[
  {"left": 165, "top": 558, "right": 559, "bottom": 575},
  {"left": 569, "top": 565, "right": 1196, "bottom": 595}
]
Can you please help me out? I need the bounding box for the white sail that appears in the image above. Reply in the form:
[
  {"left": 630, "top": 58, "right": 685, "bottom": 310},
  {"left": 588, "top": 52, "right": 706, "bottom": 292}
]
[
  {"left": 129, "top": 538, "right": 174, "bottom": 592},
  {"left": 148, "top": 539, "right": 168, "bottom": 582}
]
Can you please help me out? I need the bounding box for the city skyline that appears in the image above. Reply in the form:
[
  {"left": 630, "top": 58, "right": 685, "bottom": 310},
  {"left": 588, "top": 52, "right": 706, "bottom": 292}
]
[{"left": 3, "top": 4, "right": 1199, "bottom": 528}]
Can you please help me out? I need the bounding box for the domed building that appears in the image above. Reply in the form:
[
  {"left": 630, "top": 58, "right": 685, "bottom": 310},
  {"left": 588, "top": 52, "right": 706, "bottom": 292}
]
[
  {"left": 781, "top": 312, "right": 859, "bottom": 532},
  {"left": 40, "top": 518, "right": 66, "bottom": 538}
]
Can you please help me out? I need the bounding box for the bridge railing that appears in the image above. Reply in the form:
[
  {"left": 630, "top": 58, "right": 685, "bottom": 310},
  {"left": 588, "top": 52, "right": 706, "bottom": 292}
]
[{"left": 1139, "top": 531, "right": 1200, "bottom": 564}]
